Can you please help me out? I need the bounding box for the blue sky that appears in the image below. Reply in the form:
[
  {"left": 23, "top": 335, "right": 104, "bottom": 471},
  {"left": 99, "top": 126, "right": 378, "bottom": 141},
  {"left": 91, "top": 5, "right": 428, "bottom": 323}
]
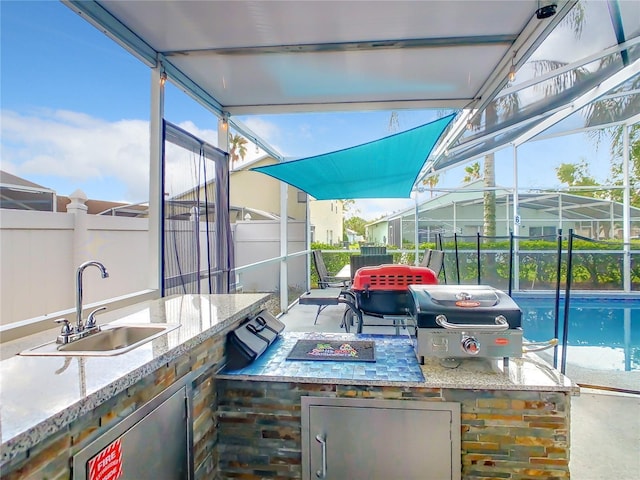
[{"left": 1, "top": 1, "right": 615, "bottom": 220}]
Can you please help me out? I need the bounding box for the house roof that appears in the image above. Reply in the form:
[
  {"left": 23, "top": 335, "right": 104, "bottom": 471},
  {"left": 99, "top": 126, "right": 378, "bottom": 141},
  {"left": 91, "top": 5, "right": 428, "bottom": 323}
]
[
  {"left": 382, "top": 187, "right": 640, "bottom": 223},
  {"left": 57, "top": 197, "right": 148, "bottom": 216},
  {"left": 0, "top": 170, "right": 53, "bottom": 192},
  {"left": 0, "top": 170, "right": 56, "bottom": 211},
  {"left": 231, "top": 154, "right": 272, "bottom": 172}
]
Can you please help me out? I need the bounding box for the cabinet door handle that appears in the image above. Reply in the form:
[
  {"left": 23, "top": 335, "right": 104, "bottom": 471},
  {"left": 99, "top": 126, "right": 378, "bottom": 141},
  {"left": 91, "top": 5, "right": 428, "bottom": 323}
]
[{"left": 315, "top": 434, "right": 327, "bottom": 478}]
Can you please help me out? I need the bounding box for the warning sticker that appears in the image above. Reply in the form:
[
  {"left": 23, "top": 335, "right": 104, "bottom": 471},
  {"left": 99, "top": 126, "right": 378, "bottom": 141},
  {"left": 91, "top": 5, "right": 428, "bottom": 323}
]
[{"left": 88, "top": 438, "right": 123, "bottom": 480}]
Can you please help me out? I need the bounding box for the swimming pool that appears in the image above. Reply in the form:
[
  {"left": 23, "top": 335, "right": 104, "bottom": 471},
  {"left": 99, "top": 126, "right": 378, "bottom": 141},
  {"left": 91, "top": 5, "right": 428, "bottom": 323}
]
[{"left": 513, "top": 294, "right": 640, "bottom": 373}]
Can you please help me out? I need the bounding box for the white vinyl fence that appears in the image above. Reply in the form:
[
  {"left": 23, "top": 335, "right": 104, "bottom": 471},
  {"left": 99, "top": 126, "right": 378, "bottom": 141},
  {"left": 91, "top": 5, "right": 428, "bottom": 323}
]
[
  {"left": 0, "top": 208, "right": 150, "bottom": 328},
  {"left": 0, "top": 209, "right": 308, "bottom": 338},
  {"left": 233, "top": 220, "right": 307, "bottom": 296}
]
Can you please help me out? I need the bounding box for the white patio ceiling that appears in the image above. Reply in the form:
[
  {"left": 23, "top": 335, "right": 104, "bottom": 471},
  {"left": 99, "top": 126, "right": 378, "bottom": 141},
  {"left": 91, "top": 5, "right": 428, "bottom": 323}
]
[
  {"left": 63, "top": 0, "right": 638, "bottom": 179},
  {"left": 65, "top": 0, "right": 571, "bottom": 115}
]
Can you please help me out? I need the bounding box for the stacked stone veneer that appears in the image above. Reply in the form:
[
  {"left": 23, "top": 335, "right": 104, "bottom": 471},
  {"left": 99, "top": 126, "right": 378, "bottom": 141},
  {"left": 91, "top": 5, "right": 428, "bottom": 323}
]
[
  {"left": 1, "top": 343, "right": 571, "bottom": 480},
  {"left": 1, "top": 332, "right": 227, "bottom": 480},
  {"left": 216, "top": 380, "right": 571, "bottom": 479}
]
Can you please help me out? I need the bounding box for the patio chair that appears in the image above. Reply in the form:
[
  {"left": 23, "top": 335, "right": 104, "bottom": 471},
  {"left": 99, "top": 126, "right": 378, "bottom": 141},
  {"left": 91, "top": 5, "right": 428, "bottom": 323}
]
[
  {"left": 310, "top": 250, "right": 351, "bottom": 324},
  {"left": 420, "top": 248, "right": 444, "bottom": 276},
  {"left": 312, "top": 250, "right": 350, "bottom": 289},
  {"left": 359, "top": 245, "right": 387, "bottom": 255},
  {"left": 349, "top": 253, "right": 394, "bottom": 281}
]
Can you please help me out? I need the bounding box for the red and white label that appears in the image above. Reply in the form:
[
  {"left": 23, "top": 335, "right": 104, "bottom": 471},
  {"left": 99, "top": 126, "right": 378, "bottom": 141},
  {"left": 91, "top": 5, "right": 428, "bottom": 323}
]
[
  {"left": 88, "top": 438, "right": 123, "bottom": 480},
  {"left": 455, "top": 300, "right": 481, "bottom": 308}
]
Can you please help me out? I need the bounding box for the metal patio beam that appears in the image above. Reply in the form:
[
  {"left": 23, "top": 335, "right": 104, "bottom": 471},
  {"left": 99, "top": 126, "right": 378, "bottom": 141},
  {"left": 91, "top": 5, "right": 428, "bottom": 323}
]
[
  {"left": 450, "top": 1, "right": 578, "bottom": 141},
  {"left": 227, "top": 118, "right": 284, "bottom": 163},
  {"left": 162, "top": 35, "right": 517, "bottom": 57},
  {"left": 63, "top": 1, "right": 157, "bottom": 66},
  {"left": 513, "top": 58, "right": 640, "bottom": 147}
]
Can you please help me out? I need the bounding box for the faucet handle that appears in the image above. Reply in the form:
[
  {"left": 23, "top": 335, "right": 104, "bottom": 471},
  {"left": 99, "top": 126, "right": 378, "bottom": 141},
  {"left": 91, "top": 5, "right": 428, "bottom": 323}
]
[
  {"left": 86, "top": 306, "right": 107, "bottom": 329},
  {"left": 55, "top": 319, "right": 73, "bottom": 344},
  {"left": 55, "top": 318, "right": 72, "bottom": 335}
]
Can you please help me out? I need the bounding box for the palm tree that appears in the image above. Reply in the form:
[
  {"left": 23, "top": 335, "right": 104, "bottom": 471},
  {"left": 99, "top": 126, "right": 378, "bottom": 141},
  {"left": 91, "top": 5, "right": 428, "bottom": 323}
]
[
  {"left": 474, "top": 2, "right": 587, "bottom": 237},
  {"left": 530, "top": 2, "right": 638, "bottom": 208},
  {"left": 462, "top": 161, "right": 481, "bottom": 184},
  {"left": 483, "top": 152, "right": 497, "bottom": 236},
  {"left": 479, "top": 92, "right": 521, "bottom": 237},
  {"left": 229, "top": 134, "right": 248, "bottom": 167},
  {"left": 580, "top": 71, "right": 640, "bottom": 208},
  {"left": 422, "top": 174, "right": 440, "bottom": 198},
  {"left": 606, "top": 122, "right": 640, "bottom": 208}
]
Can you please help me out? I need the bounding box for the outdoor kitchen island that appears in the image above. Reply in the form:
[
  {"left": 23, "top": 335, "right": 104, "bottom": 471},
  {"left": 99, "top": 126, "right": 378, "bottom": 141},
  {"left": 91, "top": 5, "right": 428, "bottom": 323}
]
[
  {"left": 0, "top": 293, "right": 271, "bottom": 480},
  {"left": 216, "top": 331, "right": 578, "bottom": 480},
  {"left": 1, "top": 302, "right": 577, "bottom": 480}
]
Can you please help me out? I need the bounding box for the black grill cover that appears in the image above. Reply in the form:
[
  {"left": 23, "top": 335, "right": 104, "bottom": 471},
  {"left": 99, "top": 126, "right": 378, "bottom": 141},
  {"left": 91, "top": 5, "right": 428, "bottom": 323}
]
[{"left": 408, "top": 285, "right": 522, "bottom": 329}]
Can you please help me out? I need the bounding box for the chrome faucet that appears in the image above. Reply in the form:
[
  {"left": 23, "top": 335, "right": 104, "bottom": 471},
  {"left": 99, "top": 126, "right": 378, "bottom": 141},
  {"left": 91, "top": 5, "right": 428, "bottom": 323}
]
[
  {"left": 76, "top": 261, "right": 109, "bottom": 331},
  {"left": 56, "top": 261, "right": 110, "bottom": 344}
]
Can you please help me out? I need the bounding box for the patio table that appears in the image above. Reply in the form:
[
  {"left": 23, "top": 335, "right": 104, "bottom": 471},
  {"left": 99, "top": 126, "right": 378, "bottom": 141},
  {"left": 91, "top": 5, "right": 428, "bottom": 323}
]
[
  {"left": 335, "top": 264, "right": 350, "bottom": 279},
  {"left": 298, "top": 288, "right": 362, "bottom": 333}
]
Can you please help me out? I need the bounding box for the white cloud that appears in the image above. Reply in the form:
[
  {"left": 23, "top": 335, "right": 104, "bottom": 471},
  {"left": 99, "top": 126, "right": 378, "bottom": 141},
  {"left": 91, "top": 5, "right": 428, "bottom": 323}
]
[
  {"left": 240, "top": 117, "right": 287, "bottom": 156},
  {"left": 242, "top": 116, "right": 281, "bottom": 141},
  {"left": 0, "top": 109, "right": 279, "bottom": 201},
  {"left": 1, "top": 109, "right": 150, "bottom": 201},
  {"left": 174, "top": 120, "right": 218, "bottom": 147},
  {"left": 353, "top": 198, "right": 415, "bottom": 221},
  {"left": 1, "top": 107, "right": 610, "bottom": 219}
]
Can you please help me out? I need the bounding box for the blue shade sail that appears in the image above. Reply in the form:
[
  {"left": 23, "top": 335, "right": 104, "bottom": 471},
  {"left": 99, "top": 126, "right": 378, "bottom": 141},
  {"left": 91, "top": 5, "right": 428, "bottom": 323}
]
[{"left": 251, "top": 114, "right": 455, "bottom": 200}]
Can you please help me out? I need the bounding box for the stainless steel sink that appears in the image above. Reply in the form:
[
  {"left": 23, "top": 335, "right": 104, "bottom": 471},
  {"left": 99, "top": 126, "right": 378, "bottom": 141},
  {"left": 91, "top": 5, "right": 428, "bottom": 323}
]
[{"left": 19, "top": 324, "right": 181, "bottom": 357}]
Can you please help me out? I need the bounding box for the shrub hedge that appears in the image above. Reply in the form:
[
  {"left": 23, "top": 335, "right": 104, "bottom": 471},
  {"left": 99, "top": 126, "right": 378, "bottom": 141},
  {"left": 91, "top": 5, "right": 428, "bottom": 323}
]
[{"left": 311, "top": 239, "right": 640, "bottom": 291}]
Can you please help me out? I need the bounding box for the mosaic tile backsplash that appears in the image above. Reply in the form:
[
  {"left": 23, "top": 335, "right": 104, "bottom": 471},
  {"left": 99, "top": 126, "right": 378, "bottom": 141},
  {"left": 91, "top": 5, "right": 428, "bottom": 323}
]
[{"left": 222, "top": 331, "right": 425, "bottom": 383}]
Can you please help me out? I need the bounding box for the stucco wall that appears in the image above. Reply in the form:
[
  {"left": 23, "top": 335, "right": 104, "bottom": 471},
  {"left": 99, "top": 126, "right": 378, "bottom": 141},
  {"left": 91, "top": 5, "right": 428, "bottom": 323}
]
[
  {"left": 230, "top": 158, "right": 307, "bottom": 220},
  {"left": 309, "top": 199, "right": 343, "bottom": 245}
]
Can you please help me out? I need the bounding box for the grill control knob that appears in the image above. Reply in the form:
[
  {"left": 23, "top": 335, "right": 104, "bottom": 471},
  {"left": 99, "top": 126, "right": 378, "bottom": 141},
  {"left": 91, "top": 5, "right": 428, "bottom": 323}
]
[{"left": 461, "top": 336, "right": 480, "bottom": 355}]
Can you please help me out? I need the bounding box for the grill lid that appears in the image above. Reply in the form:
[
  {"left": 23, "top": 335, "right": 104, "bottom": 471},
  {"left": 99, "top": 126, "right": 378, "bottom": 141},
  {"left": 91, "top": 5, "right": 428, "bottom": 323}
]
[
  {"left": 408, "top": 285, "right": 522, "bottom": 329},
  {"left": 424, "top": 286, "right": 500, "bottom": 308},
  {"left": 352, "top": 264, "right": 438, "bottom": 291}
]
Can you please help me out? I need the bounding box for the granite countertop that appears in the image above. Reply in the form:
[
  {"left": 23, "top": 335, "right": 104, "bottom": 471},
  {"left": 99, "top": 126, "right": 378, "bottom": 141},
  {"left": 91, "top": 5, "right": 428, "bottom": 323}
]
[
  {"left": 218, "top": 331, "right": 578, "bottom": 394},
  {"left": 2, "top": 300, "right": 578, "bottom": 467},
  {"left": 0, "top": 293, "right": 269, "bottom": 466}
]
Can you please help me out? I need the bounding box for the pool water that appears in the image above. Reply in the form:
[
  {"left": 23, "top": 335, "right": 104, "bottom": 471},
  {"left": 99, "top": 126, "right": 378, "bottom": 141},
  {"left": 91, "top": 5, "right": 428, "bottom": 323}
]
[{"left": 513, "top": 295, "right": 640, "bottom": 372}]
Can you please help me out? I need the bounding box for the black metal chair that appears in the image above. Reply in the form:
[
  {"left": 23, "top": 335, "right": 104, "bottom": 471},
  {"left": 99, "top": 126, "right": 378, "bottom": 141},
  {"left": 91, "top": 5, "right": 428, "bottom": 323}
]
[
  {"left": 359, "top": 245, "right": 387, "bottom": 255},
  {"left": 420, "top": 248, "right": 444, "bottom": 276},
  {"left": 312, "top": 250, "right": 350, "bottom": 289},
  {"left": 310, "top": 250, "right": 351, "bottom": 324},
  {"left": 349, "top": 253, "right": 394, "bottom": 282}
]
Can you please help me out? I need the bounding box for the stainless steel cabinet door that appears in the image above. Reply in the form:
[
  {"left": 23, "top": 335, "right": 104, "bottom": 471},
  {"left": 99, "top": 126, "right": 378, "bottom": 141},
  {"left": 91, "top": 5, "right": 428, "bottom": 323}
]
[
  {"left": 303, "top": 397, "right": 460, "bottom": 480},
  {"left": 73, "top": 383, "right": 189, "bottom": 479}
]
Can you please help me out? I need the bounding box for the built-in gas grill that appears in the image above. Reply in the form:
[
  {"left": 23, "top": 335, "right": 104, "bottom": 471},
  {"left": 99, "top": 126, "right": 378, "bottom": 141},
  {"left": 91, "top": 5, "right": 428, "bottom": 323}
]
[{"left": 408, "top": 285, "right": 523, "bottom": 365}]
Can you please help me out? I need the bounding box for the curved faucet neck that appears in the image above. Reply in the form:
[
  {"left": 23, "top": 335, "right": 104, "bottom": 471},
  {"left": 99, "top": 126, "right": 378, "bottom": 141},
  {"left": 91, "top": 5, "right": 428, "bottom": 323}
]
[{"left": 76, "top": 261, "right": 109, "bottom": 330}]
